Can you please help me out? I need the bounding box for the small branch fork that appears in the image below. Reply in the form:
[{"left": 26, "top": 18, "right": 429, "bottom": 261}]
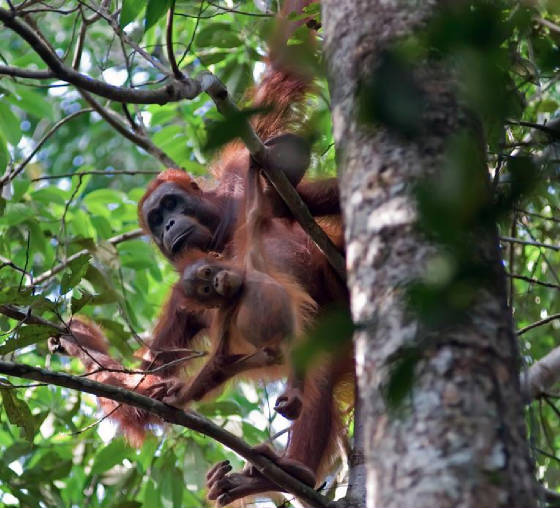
[
  {"left": 0, "top": 360, "right": 334, "bottom": 508},
  {"left": 0, "top": 4, "right": 346, "bottom": 280}
]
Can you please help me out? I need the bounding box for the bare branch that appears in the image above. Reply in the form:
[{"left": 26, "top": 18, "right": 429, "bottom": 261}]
[
  {"left": 0, "top": 255, "right": 31, "bottom": 277},
  {"left": 32, "top": 170, "right": 160, "bottom": 181},
  {"left": 522, "top": 345, "right": 560, "bottom": 402},
  {"left": 507, "top": 272, "right": 560, "bottom": 291},
  {"left": 77, "top": 0, "right": 170, "bottom": 75},
  {"left": 79, "top": 90, "right": 180, "bottom": 168},
  {"left": 0, "top": 360, "right": 334, "bottom": 508},
  {"left": 0, "top": 305, "right": 65, "bottom": 331},
  {"left": 0, "top": 7, "right": 201, "bottom": 104},
  {"left": 0, "top": 64, "right": 54, "bottom": 79},
  {"left": 200, "top": 72, "right": 347, "bottom": 281},
  {"left": 166, "top": 0, "right": 183, "bottom": 79},
  {"left": 517, "top": 313, "right": 560, "bottom": 336},
  {"left": 500, "top": 236, "right": 560, "bottom": 252},
  {"left": 32, "top": 228, "right": 144, "bottom": 286}
]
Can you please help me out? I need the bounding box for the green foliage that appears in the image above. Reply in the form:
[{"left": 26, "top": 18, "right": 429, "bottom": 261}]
[
  {"left": 0, "top": 1, "right": 331, "bottom": 506},
  {"left": 2, "top": 0, "right": 560, "bottom": 504}
]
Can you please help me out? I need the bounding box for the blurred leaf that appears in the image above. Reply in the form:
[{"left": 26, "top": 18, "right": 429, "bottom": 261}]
[
  {"left": 91, "top": 439, "right": 131, "bottom": 475},
  {"left": 121, "top": 0, "right": 145, "bottom": 27},
  {"left": 0, "top": 384, "right": 36, "bottom": 441},
  {"left": 5, "top": 88, "right": 55, "bottom": 120},
  {"left": 204, "top": 107, "right": 264, "bottom": 151},
  {"left": 145, "top": 0, "right": 171, "bottom": 30},
  {"left": 196, "top": 23, "right": 241, "bottom": 48},
  {"left": 384, "top": 346, "right": 420, "bottom": 410},
  {"left": 61, "top": 254, "right": 91, "bottom": 294},
  {"left": 293, "top": 307, "right": 354, "bottom": 373},
  {"left": 0, "top": 103, "right": 21, "bottom": 145},
  {"left": 0, "top": 325, "right": 54, "bottom": 355},
  {"left": 0, "top": 131, "right": 8, "bottom": 173},
  {"left": 358, "top": 49, "right": 424, "bottom": 138}
]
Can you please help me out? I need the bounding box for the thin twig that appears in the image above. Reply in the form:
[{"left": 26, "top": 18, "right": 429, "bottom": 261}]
[
  {"left": 78, "top": 90, "right": 180, "bottom": 168},
  {"left": 0, "top": 108, "right": 92, "bottom": 190},
  {"left": 515, "top": 209, "right": 560, "bottom": 224},
  {"left": 508, "top": 273, "right": 560, "bottom": 291},
  {"left": 500, "top": 236, "right": 560, "bottom": 252},
  {"left": 505, "top": 119, "right": 560, "bottom": 140},
  {"left": 32, "top": 170, "right": 160, "bottom": 181},
  {"left": 0, "top": 7, "right": 200, "bottom": 104},
  {"left": 0, "top": 65, "right": 54, "bottom": 79},
  {"left": 166, "top": 0, "right": 183, "bottom": 79},
  {"left": 517, "top": 313, "right": 560, "bottom": 336},
  {"left": 0, "top": 305, "right": 65, "bottom": 331},
  {"left": 32, "top": 228, "right": 144, "bottom": 286},
  {"left": 0, "top": 360, "right": 334, "bottom": 508},
  {"left": 0, "top": 255, "right": 31, "bottom": 277}
]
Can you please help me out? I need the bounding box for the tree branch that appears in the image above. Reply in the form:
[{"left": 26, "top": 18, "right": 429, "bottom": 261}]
[
  {"left": 501, "top": 236, "right": 560, "bottom": 252},
  {"left": 31, "top": 170, "right": 160, "bottom": 181},
  {"left": 507, "top": 272, "right": 560, "bottom": 291},
  {"left": 0, "top": 64, "right": 54, "bottom": 79},
  {"left": 32, "top": 228, "right": 144, "bottom": 286},
  {"left": 0, "top": 360, "right": 334, "bottom": 508},
  {"left": 79, "top": 90, "right": 180, "bottom": 168},
  {"left": 166, "top": 0, "right": 183, "bottom": 79},
  {"left": 522, "top": 345, "right": 560, "bottom": 402},
  {"left": 0, "top": 305, "right": 65, "bottom": 331},
  {"left": 517, "top": 312, "right": 560, "bottom": 336},
  {"left": 200, "top": 73, "right": 347, "bottom": 281},
  {"left": 0, "top": 7, "right": 201, "bottom": 104}
]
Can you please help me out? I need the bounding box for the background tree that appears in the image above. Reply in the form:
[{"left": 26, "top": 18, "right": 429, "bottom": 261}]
[{"left": 1, "top": 1, "right": 560, "bottom": 507}]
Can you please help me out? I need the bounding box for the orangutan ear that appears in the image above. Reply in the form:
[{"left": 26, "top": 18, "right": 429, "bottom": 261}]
[{"left": 190, "top": 181, "right": 201, "bottom": 192}]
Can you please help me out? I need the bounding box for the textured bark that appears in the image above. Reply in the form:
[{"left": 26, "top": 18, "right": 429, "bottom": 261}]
[{"left": 322, "top": 1, "right": 538, "bottom": 507}]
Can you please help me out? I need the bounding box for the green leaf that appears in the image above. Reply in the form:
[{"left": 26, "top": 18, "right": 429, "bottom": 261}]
[
  {"left": 537, "top": 99, "right": 558, "bottom": 113},
  {"left": 199, "top": 52, "right": 229, "bottom": 66},
  {"left": 0, "top": 384, "right": 36, "bottom": 441},
  {"left": 197, "top": 400, "right": 241, "bottom": 417},
  {"left": 0, "top": 325, "right": 54, "bottom": 355},
  {"left": 293, "top": 307, "right": 354, "bottom": 374},
  {"left": 0, "top": 202, "right": 34, "bottom": 225},
  {"left": 196, "top": 23, "right": 241, "bottom": 48},
  {"left": 121, "top": 0, "right": 145, "bottom": 27},
  {"left": 0, "top": 103, "right": 22, "bottom": 145},
  {"left": 5, "top": 88, "right": 55, "bottom": 121},
  {"left": 145, "top": 0, "right": 170, "bottom": 30},
  {"left": 0, "top": 131, "right": 8, "bottom": 173},
  {"left": 90, "top": 439, "right": 131, "bottom": 475},
  {"left": 30, "top": 186, "right": 68, "bottom": 206},
  {"left": 204, "top": 108, "right": 264, "bottom": 151},
  {"left": 61, "top": 254, "right": 91, "bottom": 294}
]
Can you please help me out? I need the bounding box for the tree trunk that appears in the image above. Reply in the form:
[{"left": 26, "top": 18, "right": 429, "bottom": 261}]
[{"left": 322, "top": 1, "right": 538, "bottom": 506}]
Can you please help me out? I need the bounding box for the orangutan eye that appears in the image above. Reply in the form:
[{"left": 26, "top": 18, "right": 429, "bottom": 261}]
[
  {"left": 149, "top": 211, "right": 162, "bottom": 228},
  {"left": 203, "top": 268, "right": 212, "bottom": 278},
  {"left": 199, "top": 285, "right": 211, "bottom": 296},
  {"left": 162, "top": 195, "right": 177, "bottom": 210}
]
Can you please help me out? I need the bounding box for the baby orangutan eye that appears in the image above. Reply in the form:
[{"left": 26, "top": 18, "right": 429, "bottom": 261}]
[{"left": 199, "top": 285, "right": 212, "bottom": 296}]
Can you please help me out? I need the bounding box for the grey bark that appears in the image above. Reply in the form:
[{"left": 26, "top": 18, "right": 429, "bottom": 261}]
[{"left": 322, "top": 1, "right": 537, "bottom": 507}]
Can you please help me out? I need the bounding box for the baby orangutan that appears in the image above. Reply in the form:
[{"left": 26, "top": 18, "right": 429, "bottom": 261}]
[{"left": 172, "top": 258, "right": 313, "bottom": 420}]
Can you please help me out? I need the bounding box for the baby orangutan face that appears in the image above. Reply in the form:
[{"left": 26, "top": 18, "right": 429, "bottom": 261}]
[{"left": 182, "top": 260, "right": 243, "bottom": 308}]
